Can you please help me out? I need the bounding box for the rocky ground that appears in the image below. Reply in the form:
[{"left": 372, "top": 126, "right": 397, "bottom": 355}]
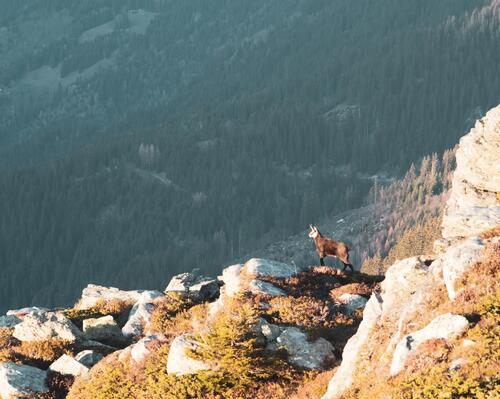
[{"left": 0, "top": 259, "right": 381, "bottom": 398}]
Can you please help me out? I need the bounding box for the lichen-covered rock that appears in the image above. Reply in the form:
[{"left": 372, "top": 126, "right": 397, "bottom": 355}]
[
  {"left": 122, "top": 302, "right": 155, "bottom": 338},
  {"left": 165, "top": 270, "right": 220, "bottom": 301},
  {"left": 275, "top": 327, "right": 335, "bottom": 370},
  {"left": 322, "top": 292, "right": 383, "bottom": 399},
  {"left": 83, "top": 315, "right": 126, "bottom": 345},
  {"left": 76, "top": 284, "right": 157, "bottom": 310},
  {"left": 442, "top": 105, "right": 500, "bottom": 239},
  {"left": 338, "top": 293, "right": 368, "bottom": 314},
  {"left": 166, "top": 334, "right": 212, "bottom": 375},
  {"left": 244, "top": 258, "right": 300, "bottom": 278},
  {"left": 248, "top": 280, "right": 286, "bottom": 297},
  {"left": 74, "top": 350, "right": 103, "bottom": 368},
  {"left": 13, "top": 311, "right": 82, "bottom": 342},
  {"left": 390, "top": 313, "right": 469, "bottom": 375},
  {"left": 0, "top": 362, "right": 48, "bottom": 399},
  {"left": 49, "top": 354, "right": 89, "bottom": 377}
]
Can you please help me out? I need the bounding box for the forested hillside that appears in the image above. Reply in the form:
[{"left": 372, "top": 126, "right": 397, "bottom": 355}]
[{"left": 0, "top": 0, "right": 499, "bottom": 312}]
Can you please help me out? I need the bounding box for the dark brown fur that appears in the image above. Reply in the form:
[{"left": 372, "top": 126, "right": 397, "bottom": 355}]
[{"left": 313, "top": 229, "right": 354, "bottom": 272}]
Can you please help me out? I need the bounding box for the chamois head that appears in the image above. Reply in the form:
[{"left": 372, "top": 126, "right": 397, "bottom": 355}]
[{"left": 308, "top": 224, "right": 319, "bottom": 238}]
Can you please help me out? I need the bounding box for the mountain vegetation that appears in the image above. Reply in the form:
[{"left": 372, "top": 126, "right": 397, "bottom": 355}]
[{"left": 1, "top": 0, "right": 499, "bottom": 313}]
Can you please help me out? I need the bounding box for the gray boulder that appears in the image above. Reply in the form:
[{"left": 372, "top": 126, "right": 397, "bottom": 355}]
[
  {"left": 165, "top": 271, "right": 220, "bottom": 301},
  {"left": 166, "top": 334, "right": 212, "bottom": 375},
  {"left": 390, "top": 313, "right": 469, "bottom": 375},
  {"left": 0, "top": 362, "right": 48, "bottom": 399},
  {"left": 275, "top": 327, "right": 335, "bottom": 370},
  {"left": 13, "top": 311, "right": 82, "bottom": 342},
  {"left": 83, "top": 315, "right": 126, "bottom": 345},
  {"left": 122, "top": 302, "right": 155, "bottom": 338},
  {"left": 49, "top": 354, "right": 89, "bottom": 377},
  {"left": 244, "top": 258, "right": 300, "bottom": 278}
]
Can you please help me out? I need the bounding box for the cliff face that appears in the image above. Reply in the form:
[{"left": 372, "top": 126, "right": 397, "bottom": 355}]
[
  {"left": 322, "top": 104, "right": 500, "bottom": 399},
  {"left": 442, "top": 105, "right": 500, "bottom": 239}
]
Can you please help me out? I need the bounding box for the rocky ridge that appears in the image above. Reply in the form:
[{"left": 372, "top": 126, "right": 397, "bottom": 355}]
[{"left": 322, "top": 104, "right": 500, "bottom": 399}]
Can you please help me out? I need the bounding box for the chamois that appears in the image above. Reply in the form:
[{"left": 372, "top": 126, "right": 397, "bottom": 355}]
[{"left": 308, "top": 225, "right": 354, "bottom": 272}]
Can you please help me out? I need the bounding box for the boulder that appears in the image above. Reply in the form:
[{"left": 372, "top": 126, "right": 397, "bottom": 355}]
[
  {"left": 0, "top": 315, "right": 20, "bottom": 328},
  {"left": 74, "top": 350, "right": 104, "bottom": 368},
  {"left": 442, "top": 105, "right": 500, "bottom": 239},
  {"left": 220, "top": 264, "right": 244, "bottom": 297},
  {"left": 322, "top": 292, "right": 383, "bottom": 399},
  {"left": 165, "top": 271, "right": 220, "bottom": 301},
  {"left": 13, "top": 311, "right": 82, "bottom": 342},
  {"left": 122, "top": 302, "right": 155, "bottom": 338},
  {"left": 338, "top": 293, "right": 368, "bottom": 314},
  {"left": 83, "top": 315, "right": 126, "bottom": 345},
  {"left": 0, "top": 362, "right": 48, "bottom": 399},
  {"left": 244, "top": 258, "right": 299, "bottom": 278},
  {"left": 390, "top": 313, "right": 469, "bottom": 375},
  {"left": 166, "top": 334, "right": 212, "bottom": 375},
  {"left": 49, "top": 354, "right": 89, "bottom": 377},
  {"left": 248, "top": 280, "right": 286, "bottom": 297},
  {"left": 76, "top": 284, "right": 157, "bottom": 310},
  {"left": 275, "top": 327, "right": 335, "bottom": 370}
]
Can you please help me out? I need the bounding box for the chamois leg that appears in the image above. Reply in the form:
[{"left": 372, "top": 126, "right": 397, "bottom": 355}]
[
  {"left": 340, "top": 256, "right": 354, "bottom": 272},
  {"left": 319, "top": 257, "right": 325, "bottom": 266},
  {"left": 342, "top": 262, "right": 354, "bottom": 272}
]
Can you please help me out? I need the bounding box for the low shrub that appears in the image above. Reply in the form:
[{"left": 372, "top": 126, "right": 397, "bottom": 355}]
[
  {"left": 14, "top": 338, "right": 74, "bottom": 366},
  {"left": 267, "top": 296, "right": 338, "bottom": 330}
]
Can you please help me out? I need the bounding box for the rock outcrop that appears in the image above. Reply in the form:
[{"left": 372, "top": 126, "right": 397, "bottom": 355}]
[
  {"left": 442, "top": 105, "right": 500, "bottom": 239},
  {"left": 390, "top": 313, "right": 469, "bottom": 375},
  {"left": 322, "top": 105, "right": 500, "bottom": 399}
]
